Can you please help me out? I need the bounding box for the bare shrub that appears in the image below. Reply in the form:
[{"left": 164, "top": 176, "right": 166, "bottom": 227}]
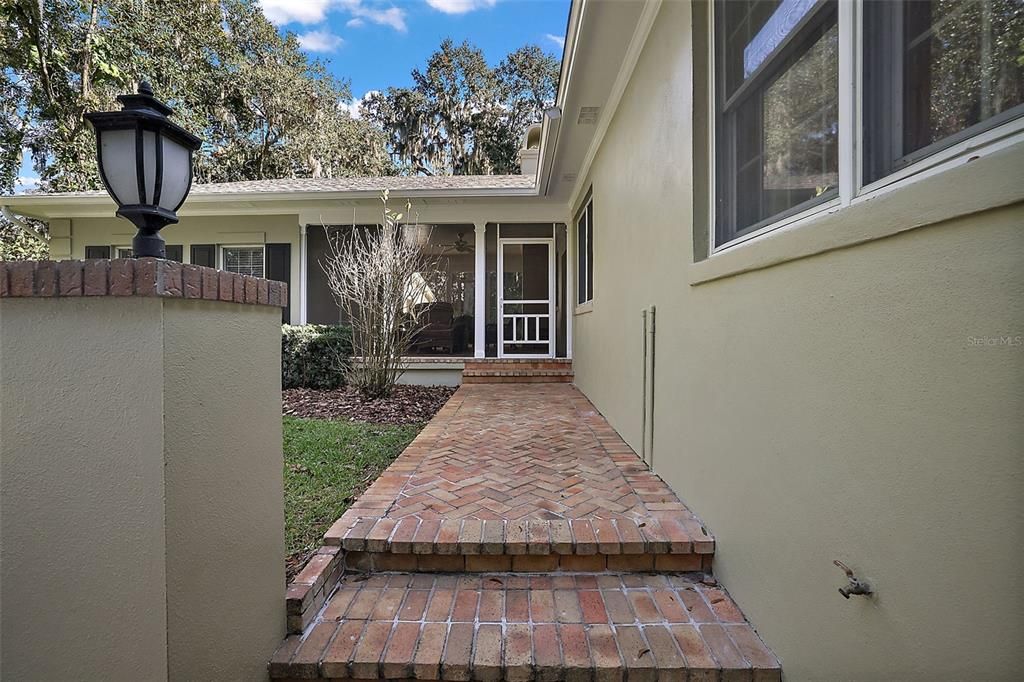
[{"left": 321, "top": 191, "right": 438, "bottom": 398}]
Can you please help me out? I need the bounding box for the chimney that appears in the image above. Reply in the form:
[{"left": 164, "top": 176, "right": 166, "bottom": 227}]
[{"left": 518, "top": 123, "right": 543, "bottom": 176}]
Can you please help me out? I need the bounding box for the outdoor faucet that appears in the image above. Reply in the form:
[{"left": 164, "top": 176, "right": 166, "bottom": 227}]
[{"left": 833, "top": 560, "right": 873, "bottom": 599}]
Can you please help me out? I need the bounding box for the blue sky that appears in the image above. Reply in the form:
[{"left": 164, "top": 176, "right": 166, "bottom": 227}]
[
  {"left": 265, "top": 0, "right": 571, "bottom": 98},
  {"left": 15, "top": 0, "right": 570, "bottom": 192}
]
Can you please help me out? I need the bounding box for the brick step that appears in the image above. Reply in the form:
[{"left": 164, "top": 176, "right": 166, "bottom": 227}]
[
  {"left": 270, "top": 572, "right": 781, "bottom": 681},
  {"left": 462, "top": 369, "right": 574, "bottom": 377},
  {"left": 463, "top": 360, "right": 572, "bottom": 371},
  {"left": 324, "top": 515, "right": 715, "bottom": 564},
  {"left": 464, "top": 358, "right": 572, "bottom": 362},
  {"left": 464, "top": 372, "right": 577, "bottom": 382},
  {"left": 462, "top": 374, "right": 574, "bottom": 384}
]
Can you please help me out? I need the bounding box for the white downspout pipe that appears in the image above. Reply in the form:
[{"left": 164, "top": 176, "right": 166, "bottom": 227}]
[{"left": 1, "top": 206, "right": 48, "bottom": 245}]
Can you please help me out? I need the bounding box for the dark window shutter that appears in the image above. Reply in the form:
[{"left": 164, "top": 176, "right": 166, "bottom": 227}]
[
  {"left": 190, "top": 244, "right": 215, "bottom": 268},
  {"left": 266, "top": 243, "right": 291, "bottom": 324},
  {"left": 85, "top": 246, "right": 111, "bottom": 259},
  {"left": 165, "top": 245, "right": 183, "bottom": 262}
]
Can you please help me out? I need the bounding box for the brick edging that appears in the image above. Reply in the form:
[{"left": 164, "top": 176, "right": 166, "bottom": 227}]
[
  {"left": 0, "top": 258, "right": 287, "bottom": 307},
  {"left": 286, "top": 546, "right": 345, "bottom": 634}
]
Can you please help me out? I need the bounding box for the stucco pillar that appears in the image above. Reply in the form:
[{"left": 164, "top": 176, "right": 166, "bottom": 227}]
[
  {"left": 0, "top": 259, "right": 286, "bottom": 681},
  {"left": 474, "top": 222, "right": 486, "bottom": 358}
]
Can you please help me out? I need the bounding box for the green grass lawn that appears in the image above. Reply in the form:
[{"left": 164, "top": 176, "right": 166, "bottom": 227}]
[{"left": 283, "top": 416, "right": 420, "bottom": 572}]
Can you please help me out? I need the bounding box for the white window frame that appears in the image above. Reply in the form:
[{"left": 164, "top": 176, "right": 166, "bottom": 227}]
[
  {"left": 709, "top": 0, "right": 1024, "bottom": 255},
  {"left": 574, "top": 194, "right": 594, "bottom": 312},
  {"left": 219, "top": 244, "right": 266, "bottom": 278},
  {"left": 114, "top": 245, "right": 133, "bottom": 259}
]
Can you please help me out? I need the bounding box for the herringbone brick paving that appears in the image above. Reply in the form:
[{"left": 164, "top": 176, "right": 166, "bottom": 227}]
[
  {"left": 393, "top": 386, "right": 654, "bottom": 520},
  {"left": 324, "top": 385, "right": 712, "bottom": 557}
]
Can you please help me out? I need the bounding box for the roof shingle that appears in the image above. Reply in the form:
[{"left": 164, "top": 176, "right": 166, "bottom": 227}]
[{"left": 19, "top": 174, "right": 535, "bottom": 199}]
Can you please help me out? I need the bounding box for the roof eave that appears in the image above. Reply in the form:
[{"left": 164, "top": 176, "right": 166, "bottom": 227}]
[{"left": 0, "top": 184, "right": 542, "bottom": 220}]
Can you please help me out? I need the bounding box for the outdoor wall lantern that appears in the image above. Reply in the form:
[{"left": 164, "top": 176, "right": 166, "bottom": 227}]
[{"left": 85, "top": 81, "right": 202, "bottom": 258}]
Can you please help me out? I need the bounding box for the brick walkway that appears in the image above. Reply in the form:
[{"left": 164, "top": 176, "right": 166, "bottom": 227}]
[
  {"left": 272, "top": 384, "right": 781, "bottom": 680},
  {"left": 324, "top": 385, "right": 714, "bottom": 562},
  {"left": 390, "top": 385, "right": 675, "bottom": 520}
]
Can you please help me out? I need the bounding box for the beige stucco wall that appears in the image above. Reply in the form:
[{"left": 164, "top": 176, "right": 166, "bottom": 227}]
[
  {"left": 571, "top": 1, "right": 1024, "bottom": 679},
  {"left": 66, "top": 214, "right": 302, "bottom": 318},
  {"left": 162, "top": 299, "right": 285, "bottom": 680},
  {"left": 0, "top": 294, "right": 285, "bottom": 681},
  {"left": 0, "top": 297, "right": 169, "bottom": 680}
]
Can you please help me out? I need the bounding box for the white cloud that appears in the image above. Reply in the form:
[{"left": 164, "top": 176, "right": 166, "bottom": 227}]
[
  {"left": 260, "top": 0, "right": 332, "bottom": 25},
  {"left": 339, "top": 0, "right": 408, "bottom": 32},
  {"left": 545, "top": 33, "right": 565, "bottom": 49},
  {"left": 261, "top": 0, "right": 408, "bottom": 34},
  {"left": 342, "top": 90, "right": 380, "bottom": 119},
  {"left": 425, "top": 0, "right": 497, "bottom": 14},
  {"left": 298, "top": 29, "right": 345, "bottom": 52},
  {"left": 14, "top": 176, "right": 39, "bottom": 194}
]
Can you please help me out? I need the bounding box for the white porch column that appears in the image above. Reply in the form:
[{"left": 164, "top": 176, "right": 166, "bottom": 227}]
[
  {"left": 474, "top": 222, "right": 486, "bottom": 358},
  {"left": 298, "top": 223, "right": 308, "bottom": 325}
]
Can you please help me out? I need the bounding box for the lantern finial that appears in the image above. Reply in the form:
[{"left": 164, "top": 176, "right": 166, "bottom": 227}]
[{"left": 138, "top": 80, "right": 154, "bottom": 96}]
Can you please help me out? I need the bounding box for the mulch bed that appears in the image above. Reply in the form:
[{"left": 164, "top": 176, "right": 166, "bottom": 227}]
[{"left": 283, "top": 384, "right": 457, "bottom": 425}]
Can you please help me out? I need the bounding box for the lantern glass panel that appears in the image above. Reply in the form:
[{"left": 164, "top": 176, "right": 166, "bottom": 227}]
[
  {"left": 99, "top": 128, "right": 140, "bottom": 205},
  {"left": 158, "top": 133, "right": 191, "bottom": 211},
  {"left": 142, "top": 129, "right": 158, "bottom": 205}
]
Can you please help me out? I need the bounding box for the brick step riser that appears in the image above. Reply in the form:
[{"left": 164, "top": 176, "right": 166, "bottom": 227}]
[
  {"left": 347, "top": 550, "right": 713, "bottom": 574},
  {"left": 463, "top": 369, "right": 573, "bottom": 375},
  {"left": 462, "top": 368, "right": 574, "bottom": 374},
  {"left": 462, "top": 375, "right": 574, "bottom": 384},
  {"left": 285, "top": 549, "right": 712, "bottom": 636},
  {"left": 462, "top": 373, "right": 574, "bottom": 379},
  {"left": 462, "top": 362, "right": 572, "bottom": 370}
]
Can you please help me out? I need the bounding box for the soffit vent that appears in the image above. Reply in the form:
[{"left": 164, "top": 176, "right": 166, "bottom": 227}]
[{"left": 577, "top": 106, "right": 600, "bottom": 125}]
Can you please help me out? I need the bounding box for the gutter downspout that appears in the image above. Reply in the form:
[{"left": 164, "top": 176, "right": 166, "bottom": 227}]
[
  {"left": 1, "top": 206, "right": 49, "bottom": 245},
  {"left": 640, "top": 305, "right": 656, "bottom": 467},
  {"left": 641, "top": 309, "right": 648, "bottom": 464}
]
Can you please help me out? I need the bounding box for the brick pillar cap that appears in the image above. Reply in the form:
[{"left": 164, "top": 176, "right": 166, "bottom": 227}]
[{"left": 0, "top": 259, "right": 287, "bottom": 308}]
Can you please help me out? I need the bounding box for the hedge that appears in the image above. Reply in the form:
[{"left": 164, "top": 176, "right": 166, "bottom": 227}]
[{"left": 282, "top": 324, "right": 353, "bottom": 389}]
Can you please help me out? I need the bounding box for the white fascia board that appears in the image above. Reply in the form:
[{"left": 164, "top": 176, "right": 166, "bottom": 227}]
[{"left": 0, "top": 185, "right": 543, "bottom": 220}]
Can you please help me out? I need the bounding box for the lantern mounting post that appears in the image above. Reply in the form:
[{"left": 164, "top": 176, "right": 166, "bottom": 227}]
[{"left": 85, "top": 81, "right": 202, "bottom": 258}]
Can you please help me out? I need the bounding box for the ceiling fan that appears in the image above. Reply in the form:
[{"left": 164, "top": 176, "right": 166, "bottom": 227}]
[{"left": 439, "top": 232, "right": 474, "bottom": 253}]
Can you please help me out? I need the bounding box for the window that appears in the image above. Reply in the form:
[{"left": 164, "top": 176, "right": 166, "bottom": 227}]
[
  {"left": 575, "top": 195, "right": 594, "bottom": 305},
  {"left": 712, "top": 0, "right": 1024, "bottom": 249},
  {"left": 715, "top": 0, "right": 839, "bottom": 246},
  {"left": 115, "top": 247, "right": 133, "bottom": 259},
  {"left": 222, "top": 246, "right": 264, "bottom": 278},
  {"left": 863, "top": 0, "right": 1024, "bottom": 184}
]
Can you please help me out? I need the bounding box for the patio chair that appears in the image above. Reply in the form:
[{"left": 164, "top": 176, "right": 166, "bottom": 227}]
[{"left": 411, "top": 302, "right": 455, "bottom": 354}]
